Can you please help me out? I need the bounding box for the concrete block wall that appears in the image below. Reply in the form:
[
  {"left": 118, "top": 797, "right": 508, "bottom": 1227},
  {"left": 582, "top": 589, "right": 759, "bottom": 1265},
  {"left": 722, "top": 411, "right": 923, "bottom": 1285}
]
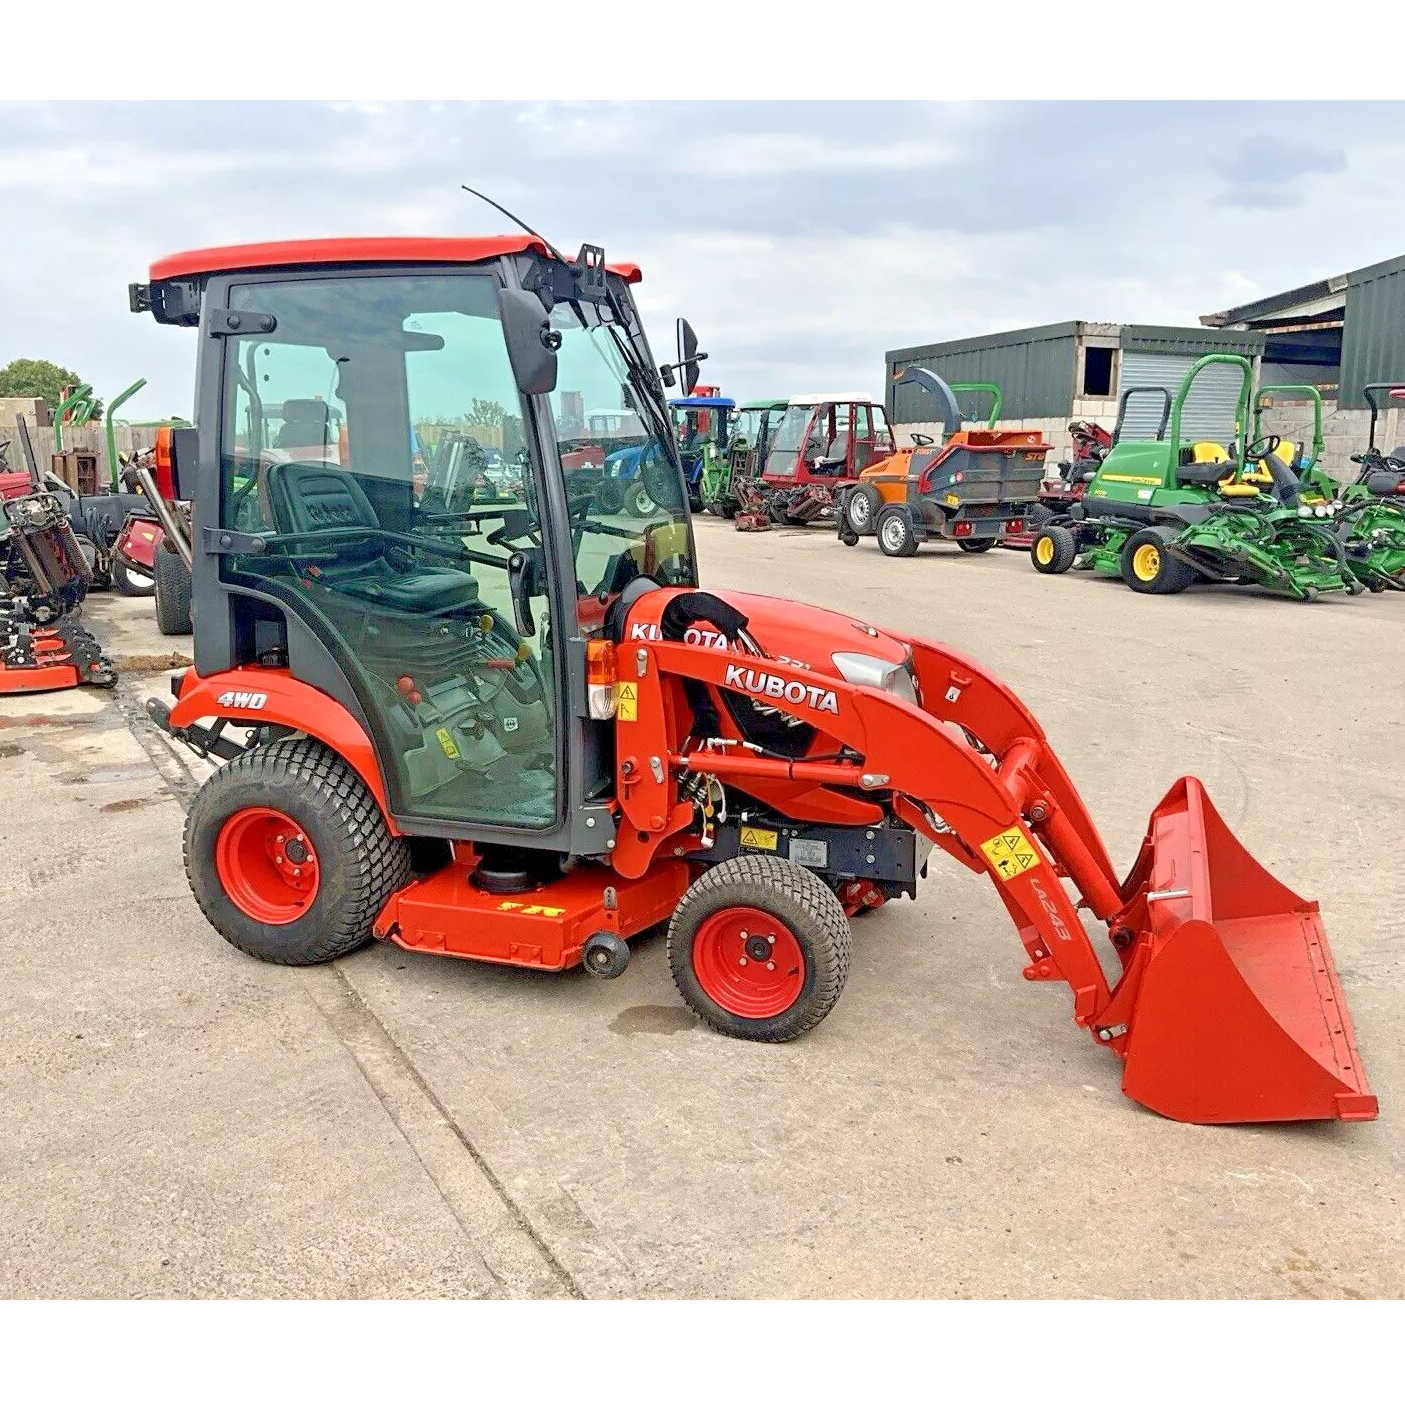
[{"left": 1257, "top": 401, "right": 1401, "bottom": 483}]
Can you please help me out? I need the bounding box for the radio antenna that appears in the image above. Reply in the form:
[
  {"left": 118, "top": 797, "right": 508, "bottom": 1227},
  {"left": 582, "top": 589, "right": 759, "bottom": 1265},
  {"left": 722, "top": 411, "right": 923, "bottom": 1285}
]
[{"left": 461, "top": 184, "right": 565, "bottom": 263}]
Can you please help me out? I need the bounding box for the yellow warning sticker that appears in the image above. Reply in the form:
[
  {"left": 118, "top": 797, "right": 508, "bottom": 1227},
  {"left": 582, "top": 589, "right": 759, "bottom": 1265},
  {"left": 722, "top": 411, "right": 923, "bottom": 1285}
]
[
  {"left": 616, "top": 681, "right": 638, "bottom": 721},
  {"left": 740, "top": 825, "right": 779, "bottom": 852},
  {"left": 435, "top": 727, "right": 460, "bottom": 760},
  {"left": 980, "top": 825, "right": 1041, "bottom": 882}
]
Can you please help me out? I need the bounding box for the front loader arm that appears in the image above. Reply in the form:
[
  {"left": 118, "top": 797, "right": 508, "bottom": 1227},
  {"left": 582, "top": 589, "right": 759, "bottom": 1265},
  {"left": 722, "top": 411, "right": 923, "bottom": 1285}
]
[{"left": 616, "top": 639, "right": 1123, "bottom": 1031}]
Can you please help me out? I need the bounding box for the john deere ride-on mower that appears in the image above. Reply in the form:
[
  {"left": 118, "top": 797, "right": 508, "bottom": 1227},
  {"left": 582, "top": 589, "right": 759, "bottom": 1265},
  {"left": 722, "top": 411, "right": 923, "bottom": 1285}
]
[
  {"left": 1029, "top": 354, "right": 1358, "bottom": 600},
  {"left": 837, "top": 370, "right": 1047, "bottom": 557},
  {"left": 130, "top": 233, "right": 1374, "bottom": 1125},
  {"left": 1269, "top": 382, "right": 1405, "bottom": 592}
]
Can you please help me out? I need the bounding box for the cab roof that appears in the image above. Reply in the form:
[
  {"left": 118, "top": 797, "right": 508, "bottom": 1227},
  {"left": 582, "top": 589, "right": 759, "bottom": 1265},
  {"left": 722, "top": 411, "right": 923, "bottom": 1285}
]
[
  {"left": 668, "top": 396, "right": 736, "bottom": 410},
  {"left": 148, "top": 236, "right": 642, "bottom": 284},
  {"left": 789, "top": 393, "right": 881, "bottom": 407}
]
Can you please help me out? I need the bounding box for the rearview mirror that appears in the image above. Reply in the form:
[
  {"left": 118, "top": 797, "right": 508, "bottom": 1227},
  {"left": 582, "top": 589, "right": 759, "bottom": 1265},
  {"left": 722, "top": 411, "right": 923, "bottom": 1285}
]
[
  {"left": 498, "top": 288, "right": 559, "bottom": 397},
  {"left": 677, "top": 318, "right": 702, "bottom": 396}
]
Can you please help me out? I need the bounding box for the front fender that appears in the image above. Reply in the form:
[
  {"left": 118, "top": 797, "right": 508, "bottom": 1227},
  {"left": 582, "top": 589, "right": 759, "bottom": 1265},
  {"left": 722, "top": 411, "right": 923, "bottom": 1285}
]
[{"left": 169, "top": 666, "right": 396, "bottom": 832}]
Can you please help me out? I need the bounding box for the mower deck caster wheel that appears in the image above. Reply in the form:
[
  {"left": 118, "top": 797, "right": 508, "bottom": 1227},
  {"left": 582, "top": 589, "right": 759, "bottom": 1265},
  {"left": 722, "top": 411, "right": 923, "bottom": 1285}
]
[
  {"left": 583, "top": 931, "right": 630, "bottom": 978},
  {"left": 1303, "top": 587, "right": 1319, "bottom": 602},
  {"left": 668, "top": 855, "right": 851, "bottom": 1042},
  {"left": 957, "top": 538, "right": 996, "bottom": 554}
]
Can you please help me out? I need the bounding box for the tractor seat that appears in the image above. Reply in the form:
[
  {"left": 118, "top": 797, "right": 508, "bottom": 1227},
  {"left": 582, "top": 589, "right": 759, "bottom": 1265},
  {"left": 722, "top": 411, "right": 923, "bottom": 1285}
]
[
  {"left": 265, "top": 460, "right": 478, "bottom": 614},
  {"left": 276, "top": 399, "right": 333, "bottom": 452}
]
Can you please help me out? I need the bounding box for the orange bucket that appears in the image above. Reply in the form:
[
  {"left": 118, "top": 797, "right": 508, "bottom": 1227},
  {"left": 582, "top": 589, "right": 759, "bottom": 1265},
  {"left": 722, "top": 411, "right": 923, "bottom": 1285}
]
[{"left": 1118, "top": 779, "right": 1376, "bottom": 1124}]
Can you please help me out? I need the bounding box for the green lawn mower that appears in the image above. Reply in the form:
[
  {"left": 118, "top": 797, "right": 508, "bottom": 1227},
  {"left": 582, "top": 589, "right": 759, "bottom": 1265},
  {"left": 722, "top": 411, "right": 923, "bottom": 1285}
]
[
  {"left": 1030, "top": 354, "right": 1358, "bottom": 601},
  {"left": 1251, "top": 381, "right": 1405, "bottom": 593}
]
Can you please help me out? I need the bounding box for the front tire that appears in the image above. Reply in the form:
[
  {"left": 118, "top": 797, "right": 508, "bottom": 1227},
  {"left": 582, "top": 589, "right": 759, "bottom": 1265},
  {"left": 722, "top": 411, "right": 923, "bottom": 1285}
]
[
  {"left": 184, "top": 738, "right": 411, "bottom": 966},
  {"left": 875, "top": 505, "right": 920, "bottom": 557},
  {"left": 111, "top": 555, "right": 156, "bottom": 597},
  {"left": 593, "top": 478, "right": 625, "bottom": 515},
  {"left": 1030, "top": 525, "right": 1077, "bottom": 574},
  {"left": 1120, "top": 526, "right": 1198, "bottom": 595},
  {"left": 669, "top": 856, "right": 851, "bottom": 1042},
  {"left": 625, "top": 482, "right": 654, "bottom": 518},
  {"left": 842, "top": 483, "right": 881, "bottom": 537}
]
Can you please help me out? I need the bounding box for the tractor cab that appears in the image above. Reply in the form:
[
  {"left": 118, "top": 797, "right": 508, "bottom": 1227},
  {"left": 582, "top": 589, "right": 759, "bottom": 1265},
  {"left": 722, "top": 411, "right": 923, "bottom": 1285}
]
[
  {"left": 760, "top": 395, "right": 895, "bottom": 489},
  {"left": 668, "top": 391, "right": 735, "bottom": 513},
  {"left": 130, "top": 236, "right": 698, "bottom": 847}
]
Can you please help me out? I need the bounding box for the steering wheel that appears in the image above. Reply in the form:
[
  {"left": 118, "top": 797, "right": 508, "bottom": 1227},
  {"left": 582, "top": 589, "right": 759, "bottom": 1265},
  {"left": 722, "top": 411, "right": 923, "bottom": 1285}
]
[
  {"left": 909, "top": 432, "right": 935, "bottom": 448},
  {"left": 1243, "top": 435, "right": 1281, "bottom": 462}
]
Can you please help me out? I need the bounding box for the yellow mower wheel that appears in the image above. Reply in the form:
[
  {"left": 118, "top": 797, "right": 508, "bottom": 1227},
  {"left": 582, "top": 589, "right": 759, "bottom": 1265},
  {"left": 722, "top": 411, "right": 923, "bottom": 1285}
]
[
  {"left": 1131, "top": 543, "right": 1161, "bottom": 582},
  {"left": 1035, "top": 536, "right": 1054, "bottom": 566}
]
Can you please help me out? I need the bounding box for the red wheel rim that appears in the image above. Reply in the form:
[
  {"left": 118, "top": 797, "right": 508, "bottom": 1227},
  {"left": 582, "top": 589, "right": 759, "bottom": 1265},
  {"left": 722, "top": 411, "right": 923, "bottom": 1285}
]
[
  {"left": 214, "top": 806, "right": 320, "bottom": 925},
  {"left": 691, "top": 906, "right": 805, "bottom": 1020}
]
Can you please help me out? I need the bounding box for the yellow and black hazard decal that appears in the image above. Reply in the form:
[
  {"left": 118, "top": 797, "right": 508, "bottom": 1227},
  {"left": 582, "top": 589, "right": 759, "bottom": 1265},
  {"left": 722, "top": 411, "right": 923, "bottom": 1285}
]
[
  {"left": 616, "top": 681, "right": 638, "bottom": 721},
  {"left": 980, "top": 825, "right": 1042, "bottom": 881},
  {"left": 435, "top": 727, "right": 461, "bottom": 760},
  {"left": 739, "top": 825, "right": 779, "bottom": 852}
]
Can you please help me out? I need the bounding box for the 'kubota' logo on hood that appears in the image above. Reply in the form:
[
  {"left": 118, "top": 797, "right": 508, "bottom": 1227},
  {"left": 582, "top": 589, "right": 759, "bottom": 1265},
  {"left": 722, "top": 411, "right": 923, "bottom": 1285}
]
[
  {"left": 630, "top": 621, "right": 812, "bottom": 669},
  {"left": 215, "top": 690, "right": 268, "bottom": 710},
  {"left": 723, "top": 664, "right": 838, "bottom": 714}
]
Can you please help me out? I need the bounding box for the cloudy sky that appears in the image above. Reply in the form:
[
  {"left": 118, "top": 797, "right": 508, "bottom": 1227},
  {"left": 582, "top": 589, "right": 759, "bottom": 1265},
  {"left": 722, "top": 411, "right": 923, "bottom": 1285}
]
[{"left": 4, "top": 101, "right": 1404, "bottom": 419}]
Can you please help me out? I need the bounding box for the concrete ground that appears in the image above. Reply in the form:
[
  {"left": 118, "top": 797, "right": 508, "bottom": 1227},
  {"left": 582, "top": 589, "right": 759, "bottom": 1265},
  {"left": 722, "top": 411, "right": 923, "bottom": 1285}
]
[{"left": 3, "top": 519, "right": 1402, "bottom": 1299}]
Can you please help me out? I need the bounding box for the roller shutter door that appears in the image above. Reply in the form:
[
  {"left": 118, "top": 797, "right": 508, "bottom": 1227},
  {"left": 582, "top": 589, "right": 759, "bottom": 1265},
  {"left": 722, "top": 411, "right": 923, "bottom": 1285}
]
[{"left": 1117, "top": 351, "right": 1248, "bottom": 446}]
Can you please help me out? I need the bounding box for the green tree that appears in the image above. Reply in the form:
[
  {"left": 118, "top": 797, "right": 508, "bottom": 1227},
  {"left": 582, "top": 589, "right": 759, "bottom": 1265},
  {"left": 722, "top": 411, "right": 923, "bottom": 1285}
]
[
  {"left": 0, "top": 358, "right": 103, "bottom": 418},
  {"left": 465, "top": 398, "right": 507, "bottom": 429}
]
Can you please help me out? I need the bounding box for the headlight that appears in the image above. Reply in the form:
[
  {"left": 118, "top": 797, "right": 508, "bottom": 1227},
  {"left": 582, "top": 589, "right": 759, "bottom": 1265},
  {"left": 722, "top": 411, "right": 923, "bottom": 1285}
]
[{"left": 831, "top": 651, "right": 919, "bottom": 705}]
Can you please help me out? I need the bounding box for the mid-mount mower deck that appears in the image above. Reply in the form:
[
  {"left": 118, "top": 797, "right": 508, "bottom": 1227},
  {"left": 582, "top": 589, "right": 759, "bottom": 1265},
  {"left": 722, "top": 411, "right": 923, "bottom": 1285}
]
[{"left": 130, "top": 234, "right": 1375, "bottom": 1125}]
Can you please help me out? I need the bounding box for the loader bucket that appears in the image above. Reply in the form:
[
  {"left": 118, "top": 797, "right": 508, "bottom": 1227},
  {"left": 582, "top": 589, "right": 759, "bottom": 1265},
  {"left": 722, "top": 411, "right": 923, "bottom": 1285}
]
[{"left": 1119, "top": 779, "right": 1377, "bottom": 1125}]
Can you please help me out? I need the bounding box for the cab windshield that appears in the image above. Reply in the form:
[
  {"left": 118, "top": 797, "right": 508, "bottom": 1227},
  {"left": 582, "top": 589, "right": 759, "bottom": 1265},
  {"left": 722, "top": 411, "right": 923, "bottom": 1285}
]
[
  {"left": 547, "top": 296, "right": 696, "bottom": 602},
  {"left": 764, "top": 403, "right": 815, "bottom": 477}
]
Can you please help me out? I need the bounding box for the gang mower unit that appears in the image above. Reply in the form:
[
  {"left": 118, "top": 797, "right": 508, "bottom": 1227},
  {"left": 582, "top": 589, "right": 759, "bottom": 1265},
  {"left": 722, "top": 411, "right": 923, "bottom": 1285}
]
[
  {"left": 130, "top": 234, "right": 1375, "bottom": 1126},
  {"left": 837, "top": 369, "right": 1047, "bottom": 557},
  {"left": 1029, "top": 354, "right": 1357, "bottom": 600},
  {"left": 728, "top": 398, "right": 789, "bottom": 529},
  {"left": 0, "top": 417, "right": 115, "bottom": 694}
]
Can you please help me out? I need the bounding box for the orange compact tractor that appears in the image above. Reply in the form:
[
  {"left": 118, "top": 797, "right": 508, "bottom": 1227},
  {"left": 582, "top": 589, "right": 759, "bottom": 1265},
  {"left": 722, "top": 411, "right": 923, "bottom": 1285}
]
[
  {"left": 837, "top": 368, "right": 1048, "bottom": 556},
  {"left": 131, "top": 234, "right": 1374, "bottom": 1125}
]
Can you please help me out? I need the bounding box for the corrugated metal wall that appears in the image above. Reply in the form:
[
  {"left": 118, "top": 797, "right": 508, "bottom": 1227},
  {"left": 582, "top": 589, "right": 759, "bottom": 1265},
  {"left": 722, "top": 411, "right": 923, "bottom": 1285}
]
[
  {"left": 1117, "top": 352, "right": 1252, "bottom": 442},
  {"left": 886, "top": 323, "right": 1078, "bottom": 422},
  {"left": 1339, "top": 255, "right": 1405, "bottom": 409}
]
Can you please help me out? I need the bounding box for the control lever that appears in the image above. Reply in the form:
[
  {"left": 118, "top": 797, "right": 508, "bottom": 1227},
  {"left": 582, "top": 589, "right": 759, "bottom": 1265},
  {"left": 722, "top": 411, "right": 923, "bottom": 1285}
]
[{"left": 508, "top": 551, "right": 536, "bottom": 637}]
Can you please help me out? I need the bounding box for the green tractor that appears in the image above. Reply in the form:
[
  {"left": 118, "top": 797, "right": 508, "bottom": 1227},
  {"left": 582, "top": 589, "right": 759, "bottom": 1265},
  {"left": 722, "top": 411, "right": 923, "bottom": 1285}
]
[
  {"left": 1029, "top": 353, "right": 1358, "bottom": 601},
  {"left": 668, "top": 393, "right": 734, "bottom": 515},
  {"left": 719, "top": 397, "right": 788, "bottom": 523}
]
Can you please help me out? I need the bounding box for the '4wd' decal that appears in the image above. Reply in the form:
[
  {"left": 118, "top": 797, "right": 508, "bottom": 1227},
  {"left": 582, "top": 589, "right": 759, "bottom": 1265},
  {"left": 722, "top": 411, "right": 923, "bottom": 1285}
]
[{"left": 215, "top": 690, "right": 268, "bottom": 710}]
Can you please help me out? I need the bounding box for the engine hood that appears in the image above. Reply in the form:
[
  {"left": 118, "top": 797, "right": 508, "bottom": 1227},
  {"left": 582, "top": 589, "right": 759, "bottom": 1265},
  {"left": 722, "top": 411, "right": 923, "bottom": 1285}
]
[{"left": 621, "top": 586, "right": 909, "bottom": 681}]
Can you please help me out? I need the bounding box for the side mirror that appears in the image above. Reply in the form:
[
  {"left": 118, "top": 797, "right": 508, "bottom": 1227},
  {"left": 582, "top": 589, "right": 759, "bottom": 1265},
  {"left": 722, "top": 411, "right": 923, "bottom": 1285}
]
[
  {"left": 677, "top": 318, "right": 702, "bottom": 396},
  {"left": 498, "top": 288, "right": 559, "bottom": 397}
]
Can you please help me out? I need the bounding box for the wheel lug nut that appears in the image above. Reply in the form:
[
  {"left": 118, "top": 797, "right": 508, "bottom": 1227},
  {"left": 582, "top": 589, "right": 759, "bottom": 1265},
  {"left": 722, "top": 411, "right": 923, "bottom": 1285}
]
[
  {"left": 275, "top": 856, "right": 283, "bottom": 864},
  {"left": 739, "top": 956, "right": 748, "bottom": 966},
  {"left": 766, "top": 961, "right": 775, "bottom": 971}
]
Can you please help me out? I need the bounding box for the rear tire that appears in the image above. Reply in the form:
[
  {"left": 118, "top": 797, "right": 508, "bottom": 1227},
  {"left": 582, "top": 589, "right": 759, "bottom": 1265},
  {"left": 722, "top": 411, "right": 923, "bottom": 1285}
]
[
  {"left": 842, "top": 483, "right": 882, "bottom": 537},
  {"left": 111, "top": 556, "right": 156, "bottom": 597},
  {"left": 1120, "top": 526, "right": 1198, "bottom": 595},
  {"left": 153, "top": 546, "right": 193, "bottom": 635},
  {"left": 957, "top": 538, "right": 995, "bottom": 554},
  {"left": 875, "top": 505, "right": 920, "bottom": 557},
  {"left": 1031, "top": 525, "right": 1077, "bottom": 574},
  {"left": 669, "top": 856, "right": 850, "bottom": 1042},
  {"left": 184, "top": 737, "right": 411, "bottom": 966}
]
